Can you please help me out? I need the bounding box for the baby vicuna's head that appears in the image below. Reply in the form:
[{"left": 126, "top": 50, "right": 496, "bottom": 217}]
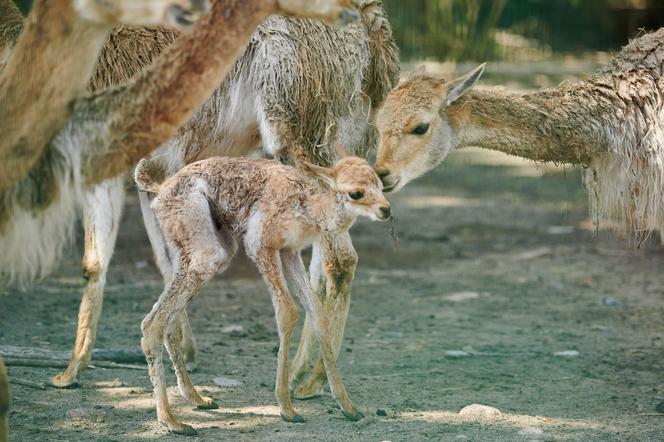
[{"left": 303, "top": 155, "right": 391, "bottom": 222}]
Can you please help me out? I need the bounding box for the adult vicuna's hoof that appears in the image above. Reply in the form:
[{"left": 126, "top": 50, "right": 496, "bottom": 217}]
[{"left": 342, "top": 408, "right": 365, "bottom": 422}]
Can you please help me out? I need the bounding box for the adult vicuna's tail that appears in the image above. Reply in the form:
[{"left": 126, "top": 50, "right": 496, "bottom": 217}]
[
  {"left": 134, "top": 158, "right": 165, "bottom": 193},
  {"left": 356, "top": 0, "right": 400, "bottom": 109}
]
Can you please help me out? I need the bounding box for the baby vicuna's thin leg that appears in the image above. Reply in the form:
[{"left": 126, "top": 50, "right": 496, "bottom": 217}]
[
  {"left": 142, "top": 272, "right": 201, "bottom": 436},
  {"left": 164, "top": 312, "right": 218, "bottom": 409},
  {"left": 281, "top": 249, "right": 363, "bottom": 421},
  {"left": 143, "top": 190, "right": 232, "bottom": 435},
  {"left": 254, "top": 249, "right": 303, "bottom": 423}
]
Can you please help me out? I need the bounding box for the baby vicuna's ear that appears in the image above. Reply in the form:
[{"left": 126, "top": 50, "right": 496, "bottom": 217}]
[
  {"left": 301, "top": 161, "right": 337, "bottom": 189},
  {"left": 335, "top": 143, "right": 351, "bottom": 160}
]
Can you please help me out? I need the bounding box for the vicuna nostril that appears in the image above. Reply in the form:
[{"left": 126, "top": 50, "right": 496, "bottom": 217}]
[
  {"left": 379, "top": 206, "right": 391, "bottom": 218},
  {"left": 375, "top": 168, "right": 390, "bottom": 180}
]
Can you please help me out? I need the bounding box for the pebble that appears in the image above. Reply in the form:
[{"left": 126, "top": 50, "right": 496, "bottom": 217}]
[
  {"left": 553, "top": 350, "right": 579, "bottom": 357},
  {"left": 445, "top": 291, "right": 480, "bottom": 302},
  {"left": 458, "top": 404, "right": 502, "bottom": 419},
  {"left": 66, "top": 408, "right": 94, "bottom": 419},
  {"left": 354, "top": 416, "right": 377, "bottom": 429},
  {"left": 445, "top": 350, "right": 471, "bottom": 358},
  {"left": 222, "top": 324, "right": 245, "bottom": 333},
  {"left": 547, "top": 226, "right": 575, "bottom": 235},
  {"left": 655, "top": 401, "right": 664, "bottom": 413},
  {"left": 213, "top": 376, "right": 243, "bottom": 387},
  {"left": 602, "top": 297, "right": 622, "bottom": 306},
  {"left": 518, "top": 426, "right": 544, "bottom": 437}
]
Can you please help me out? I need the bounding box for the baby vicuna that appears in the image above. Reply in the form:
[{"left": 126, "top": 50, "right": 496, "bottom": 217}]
[{"left": 135, "top": 152, "right": 390, "bottom": 435}]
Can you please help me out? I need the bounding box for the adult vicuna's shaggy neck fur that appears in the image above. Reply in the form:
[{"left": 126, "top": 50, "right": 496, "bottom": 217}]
[{"left": 449, "top": 29, "right": 664, "bottom": 238}]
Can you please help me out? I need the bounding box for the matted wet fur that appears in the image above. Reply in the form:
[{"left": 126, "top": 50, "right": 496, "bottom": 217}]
[{"left": 136, "top": 155, "right": 390, "bottom": 435}]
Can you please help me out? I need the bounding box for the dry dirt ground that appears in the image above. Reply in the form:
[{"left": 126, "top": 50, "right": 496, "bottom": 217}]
[{"left": 2, "top": 147, "right": 663, "bottom": 441}]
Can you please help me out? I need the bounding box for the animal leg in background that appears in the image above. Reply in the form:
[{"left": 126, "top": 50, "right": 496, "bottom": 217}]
[
  {"left": 0, "top": 354, "right": 8, "bottom": 442},
  {"left": 281, "top": 249, "right": 363, "bottom": 420},
  {"left": 291, "top": 231, "right": 357, "bottom": 399},
  {"left": 51, "top": 178, "right": 125, "bottom": 388}
]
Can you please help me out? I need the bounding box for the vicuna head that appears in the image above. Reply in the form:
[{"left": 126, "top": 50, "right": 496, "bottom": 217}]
[
  {"left": 74, "top": 0, "right": 209, "bottom": 28},
  {"left": 374, "top": 63, "right": 486, "bottom": 193},
  {"left": 304, "top": 155, "right": 391, "bottom": 222}
]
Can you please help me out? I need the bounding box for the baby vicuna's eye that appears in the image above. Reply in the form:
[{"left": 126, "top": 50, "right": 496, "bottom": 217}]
[
  {"left": 411, "top": 123, "right": 430, "bottom": 135},
  {"left": 349, "top": 191, "right": 364, "bottom": 200}
]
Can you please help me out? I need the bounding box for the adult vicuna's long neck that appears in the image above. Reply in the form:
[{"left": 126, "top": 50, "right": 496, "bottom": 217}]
[
  {"left": 82, "top": 0, "right": 276, "bottom": 185},
  {"left": 448, "top": 84, "right": 610, "bottom": 165},
  {"left": 0, "top": 0, "right": 112, "bottom": 191}
]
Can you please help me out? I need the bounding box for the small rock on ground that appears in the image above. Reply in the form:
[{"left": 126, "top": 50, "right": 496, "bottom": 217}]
[
  {"left": 458, "top": 404, "right": 502, "bottom": 419},
  {"left": 213, "top": 376, "right": 243, "bottom": 387},
  {"left": 518, "top": 426, "right": 544, "bottom": 437},
  {"left": 553, "top": 350, "right": 579, "bottom": 357}
]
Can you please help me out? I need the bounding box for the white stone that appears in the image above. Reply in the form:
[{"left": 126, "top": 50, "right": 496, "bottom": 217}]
[
  {"left": 553, "top": 350, "right": 579, "bottom": 357},
  {"left": 458, "top": 404, "right": 502, "bottom": 419},
  {"left": 445, "top": 291, "right": 480, "bottom": 302},
  {"left": 213, "top": 376, "right": 243, "bottom": 387}
]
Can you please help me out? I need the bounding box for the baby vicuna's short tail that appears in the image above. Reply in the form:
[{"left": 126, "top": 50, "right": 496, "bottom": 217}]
[{"left": 134, "top": 158, "right": 165, "bottom": 193}]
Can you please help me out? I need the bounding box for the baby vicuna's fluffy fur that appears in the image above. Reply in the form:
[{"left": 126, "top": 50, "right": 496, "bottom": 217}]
[{"left": 135, "top": 154, "right": 389, "bottom": 435}]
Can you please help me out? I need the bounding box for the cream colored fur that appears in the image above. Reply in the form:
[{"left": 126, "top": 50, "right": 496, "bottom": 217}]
[{"left": 136, "top": 155, "right": 389, "bottom": 434}]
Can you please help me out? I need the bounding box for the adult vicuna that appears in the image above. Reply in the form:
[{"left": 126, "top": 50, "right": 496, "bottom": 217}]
[
  {"left": 136, "top": 154, "right": 390, "bottom": 434},
  {"left": 0, "top": 0, "right": 358, "bottom": 384},
  {"left": 30, "top": 1, "right": 399, "bottom": 390},
  {"left": 375, "top": 28, "right": 664, "bottom": 241}
]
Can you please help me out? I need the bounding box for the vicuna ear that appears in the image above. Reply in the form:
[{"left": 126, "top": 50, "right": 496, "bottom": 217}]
[
  {"left": 408, "top": 64, "right": 427, "bottom": 79},
  {"left": 445, "top": 62, "right": 486, "bottom": 107},
  {"left": 300, "top": 161, "right": 337, "bottom": 189},
  {"left": 335, "top": 143, "right": 351, "bottom": 160}
]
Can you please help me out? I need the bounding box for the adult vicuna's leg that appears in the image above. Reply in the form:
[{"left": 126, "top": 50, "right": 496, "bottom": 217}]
[
  {"left": 139, "top": 191, "right": 198, "bottom": 369},
  {"left": 52, "top": 178, "right": 125, "bottom": 388},
  {"left": 291, "top": 232, "right": 358, "bottom": 399},
  {"left": 281, "top": 249, "right": 363, "bottom": 421},
  {"left": 254, "top": 249, "right": 302, "bottom": 423},
  {"left": 0, "top": 355, "right": 9, "bottom": 442}
]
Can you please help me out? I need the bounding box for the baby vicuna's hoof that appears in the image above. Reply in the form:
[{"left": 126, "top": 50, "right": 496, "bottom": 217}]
[
  {"left": 342, "top": 409, "right": 365, "bottom": 422},
  {"left": 281, "top": 413, "right": 306, "bottom": 423},
  {"left": 167, "top": 421, "right": 198, "bottom": 436},
  {"left": 195, "top": 398, "right": 219, "bottom": 410}
]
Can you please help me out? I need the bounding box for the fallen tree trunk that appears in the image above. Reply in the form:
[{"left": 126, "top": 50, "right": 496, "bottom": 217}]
[{"left": 0, "top": 345, "right": 145, "bottom": 364}]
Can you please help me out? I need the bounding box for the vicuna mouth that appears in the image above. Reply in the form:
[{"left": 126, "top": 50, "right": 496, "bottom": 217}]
[
  {"left": 168, "top": 3, "right": 207, "bottom": 27},
  {"left": 382, "top": 179, "right": 400, "bottom": 193}
]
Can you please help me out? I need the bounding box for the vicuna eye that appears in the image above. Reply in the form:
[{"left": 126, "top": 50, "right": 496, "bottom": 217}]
[
  {"left": 411, "top": 123, "right": 430, "bottom": 135},
  {"left": 349, "top": 191, "right": 364, "bottom": 200}
]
